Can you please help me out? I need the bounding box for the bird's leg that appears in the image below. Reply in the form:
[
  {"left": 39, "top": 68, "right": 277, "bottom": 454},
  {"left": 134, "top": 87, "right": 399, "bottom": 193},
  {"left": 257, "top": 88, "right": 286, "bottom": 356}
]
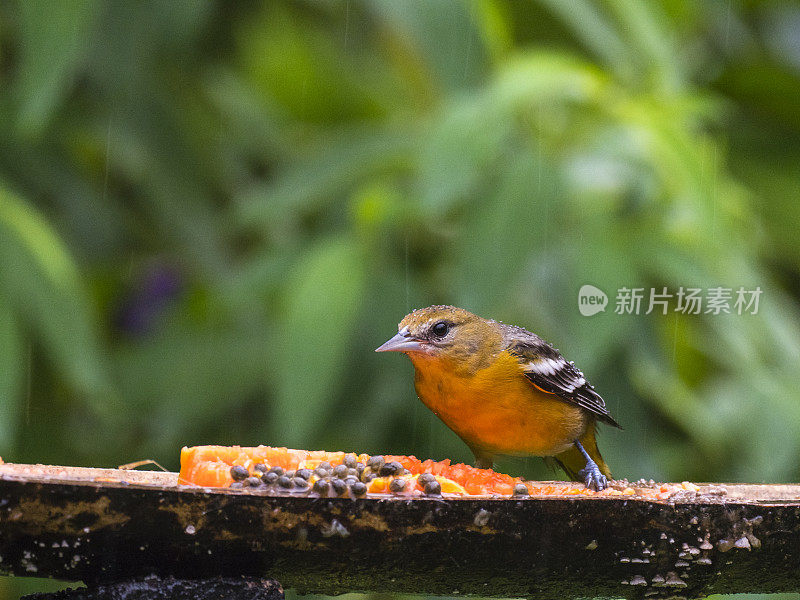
[
  {"left": 574, "top": 439, "right": 607, "bottom": 492},
  {"left": 474, "top": 457, "right": 494, "bottom": 470},
  {"left": 470, "top": 447, "right": 495, "bottom": 470}
]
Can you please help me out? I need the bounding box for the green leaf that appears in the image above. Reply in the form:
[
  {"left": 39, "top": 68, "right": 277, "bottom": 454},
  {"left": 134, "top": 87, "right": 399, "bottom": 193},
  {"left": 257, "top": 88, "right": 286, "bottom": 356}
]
[
  {"left": 370, "top": 0, "right": 489, "bottom": 91},
  {"left": 418, "top": 95, "right": 511, "bottom": 215},
  {"left": 0, "top": 296, "right": 23, "bottom": 455},
  {"left": 0, "top": 185, "right": 112, "bottom": 408},
  {"left": 236, "top": 3, "right": 390, "bottom": 123},
  {"left": 110, "top": 324, "right": 272, "bottom": 457},
  {"left": 15, "top": 0, "right": 99, "bottom": 137},
  {"left": 452, "top": 145, "right": 557, "bottom": 313},
  {"left": 236, "top": 128, "right": 412, "bottom": 231},
  {"left": 272, "top": 236, "right": 367, "bottom": 447},
  {"left": 605, "top": 0, "right": 683, "bottom": 91},
  {"left": 0, "top": 183, "right": 78, "bottom": 289},
  {"left": 491, "top": 51, "right": 607, "bottom": 109},
  {"left": 535, "top": 0, "right": 634, "bottom": 81}
]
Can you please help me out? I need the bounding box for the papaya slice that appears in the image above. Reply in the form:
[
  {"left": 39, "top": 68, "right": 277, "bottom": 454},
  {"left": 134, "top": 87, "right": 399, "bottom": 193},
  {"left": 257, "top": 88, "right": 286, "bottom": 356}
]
[
  {"left": 179, "top": 445, "right": 676, "bottom": 498},
  {"left": 179, "top": 445, "right": 529, "bottom": 496}
]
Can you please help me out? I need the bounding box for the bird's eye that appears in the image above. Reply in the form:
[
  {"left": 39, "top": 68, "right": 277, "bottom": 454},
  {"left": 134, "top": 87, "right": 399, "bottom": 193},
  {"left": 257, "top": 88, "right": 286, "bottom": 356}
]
[{"left": 431, "top": 321, "right": 449, "bottom": 338}]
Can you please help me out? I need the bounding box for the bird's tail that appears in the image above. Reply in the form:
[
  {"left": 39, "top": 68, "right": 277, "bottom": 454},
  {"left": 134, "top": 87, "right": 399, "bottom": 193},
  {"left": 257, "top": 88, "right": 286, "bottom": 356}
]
[{"left": 551, "top": 422, "right": 612, "bottom": 481}]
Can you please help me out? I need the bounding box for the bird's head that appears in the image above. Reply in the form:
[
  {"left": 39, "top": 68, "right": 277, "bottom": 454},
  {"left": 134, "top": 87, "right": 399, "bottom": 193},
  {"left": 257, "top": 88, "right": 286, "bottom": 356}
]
[{"left": 376, "top": 305, "right": 501, "bottom": 372}]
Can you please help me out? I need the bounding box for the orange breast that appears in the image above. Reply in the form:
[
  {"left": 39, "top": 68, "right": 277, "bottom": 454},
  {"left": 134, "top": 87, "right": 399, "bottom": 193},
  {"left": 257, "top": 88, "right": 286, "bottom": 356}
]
[{"left": 411, "top": 351, "right": 588, "bottom": 457}]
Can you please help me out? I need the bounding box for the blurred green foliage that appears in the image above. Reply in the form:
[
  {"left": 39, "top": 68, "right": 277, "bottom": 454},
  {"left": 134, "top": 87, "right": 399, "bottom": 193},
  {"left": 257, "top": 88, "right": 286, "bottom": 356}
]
[{"left": 1, "top": 0, "right": 800, "bottom": 598}]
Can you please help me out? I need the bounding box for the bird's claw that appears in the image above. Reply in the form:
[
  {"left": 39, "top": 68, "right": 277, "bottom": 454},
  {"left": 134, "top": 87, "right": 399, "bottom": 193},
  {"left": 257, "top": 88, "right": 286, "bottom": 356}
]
[{"left": 579, "top": 464, "right": 607, "bottom": 492}]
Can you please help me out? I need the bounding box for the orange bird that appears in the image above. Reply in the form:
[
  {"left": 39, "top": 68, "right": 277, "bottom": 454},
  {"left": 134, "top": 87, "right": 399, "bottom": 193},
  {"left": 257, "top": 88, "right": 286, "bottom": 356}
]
[{"left": 376, "top": 305, "right": 619, "bottom": 490}]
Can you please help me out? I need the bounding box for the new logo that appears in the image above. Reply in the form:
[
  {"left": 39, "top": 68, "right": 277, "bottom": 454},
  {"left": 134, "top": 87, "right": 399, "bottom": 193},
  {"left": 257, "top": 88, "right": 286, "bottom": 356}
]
[{"left": 578, "top": 284, "right": 608, "bottom": 316}]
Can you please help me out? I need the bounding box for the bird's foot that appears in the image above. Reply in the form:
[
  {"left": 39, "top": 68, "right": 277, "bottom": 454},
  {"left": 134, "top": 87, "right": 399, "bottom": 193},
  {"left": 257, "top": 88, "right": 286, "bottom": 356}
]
[{"left": 579, "top": 462, "right": 607, "bottom": 492}]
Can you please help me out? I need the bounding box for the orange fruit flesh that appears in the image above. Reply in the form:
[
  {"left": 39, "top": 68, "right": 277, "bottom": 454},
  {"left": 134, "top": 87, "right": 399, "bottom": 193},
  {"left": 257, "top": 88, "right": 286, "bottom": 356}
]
[
  {"left": 180, "top": 445, "right": 517, "bottom": 495},
  {"left": 179, "top": 445, "right": 689, "bottom": 499}
]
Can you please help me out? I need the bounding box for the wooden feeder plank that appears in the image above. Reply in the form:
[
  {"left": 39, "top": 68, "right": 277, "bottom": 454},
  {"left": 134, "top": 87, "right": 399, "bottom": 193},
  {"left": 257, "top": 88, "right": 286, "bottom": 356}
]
[{"left": 1, "top": 463, "right": 799, "bottom": 598}]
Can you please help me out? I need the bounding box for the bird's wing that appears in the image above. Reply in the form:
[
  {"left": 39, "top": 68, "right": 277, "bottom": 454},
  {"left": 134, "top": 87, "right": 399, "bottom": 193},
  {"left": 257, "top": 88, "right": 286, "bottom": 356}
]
[{"left": 504, "top": 326, "right": 621, "bottom": 428}]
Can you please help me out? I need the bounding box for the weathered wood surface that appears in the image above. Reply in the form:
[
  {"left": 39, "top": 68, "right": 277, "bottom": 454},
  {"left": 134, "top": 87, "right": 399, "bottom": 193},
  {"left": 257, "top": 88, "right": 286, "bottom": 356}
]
[
  {"left": 21, "top": 575, "right": 284, "bottom": 600},
  {"left": 1, "top": 463, "right": 799, "bottom": 599}
]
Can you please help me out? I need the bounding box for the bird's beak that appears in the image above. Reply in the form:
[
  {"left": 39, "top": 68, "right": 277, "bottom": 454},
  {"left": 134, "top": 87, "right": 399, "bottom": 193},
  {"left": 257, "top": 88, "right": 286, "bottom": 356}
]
[{"left": 375, "top": 327, "right": 423, "bottom": 353}]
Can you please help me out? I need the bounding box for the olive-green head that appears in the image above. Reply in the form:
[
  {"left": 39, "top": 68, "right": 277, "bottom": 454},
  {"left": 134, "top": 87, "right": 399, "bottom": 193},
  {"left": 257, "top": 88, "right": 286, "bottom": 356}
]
[{"left": 375, "top": 305, "right": 501, "bottom": 371}]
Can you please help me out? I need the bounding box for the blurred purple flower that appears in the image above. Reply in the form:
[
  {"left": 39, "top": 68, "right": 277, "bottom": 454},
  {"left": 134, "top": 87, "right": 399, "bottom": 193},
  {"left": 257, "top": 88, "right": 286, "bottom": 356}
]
[{"left": 115, "top": 265, "right": 182, "bottom": 336}]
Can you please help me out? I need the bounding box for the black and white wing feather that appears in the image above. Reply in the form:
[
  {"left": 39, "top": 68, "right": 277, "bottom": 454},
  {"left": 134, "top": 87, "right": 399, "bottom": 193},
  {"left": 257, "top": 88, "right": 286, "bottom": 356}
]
[{"left": 503, "top": 325, "right": 621, "bottom": 428}]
